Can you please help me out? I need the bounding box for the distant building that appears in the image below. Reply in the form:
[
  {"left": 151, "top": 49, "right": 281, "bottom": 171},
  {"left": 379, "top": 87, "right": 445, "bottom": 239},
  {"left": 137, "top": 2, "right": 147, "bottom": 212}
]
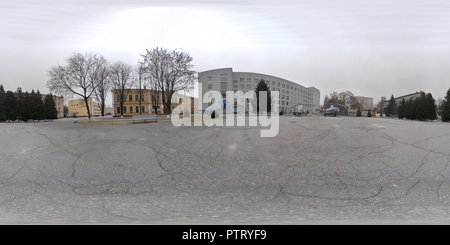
[
  {"left": 68, "top": 98, "right": 102, "bottom": 117},
  {"left": 354, "top": 96, "right": 373, "bottom": 110},
  {"left": 348, "top": 96, "right": 373, "bottom": 117},
  {"left": 381, "top": 91, "right": 425, "bottom": 108},
  {"left": 198, "top": 68, "right": 320, "bottom": 114},
  {"left": 111, "top": 87, "right": 197, "bottom": 116},
  {"left": 105, "top": 105, "right": 114, "bottom": 115}
]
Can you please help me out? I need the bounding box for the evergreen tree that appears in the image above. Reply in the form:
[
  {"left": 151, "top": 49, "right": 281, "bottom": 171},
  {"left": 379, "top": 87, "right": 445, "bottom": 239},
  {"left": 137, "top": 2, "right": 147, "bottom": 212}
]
[
  {"left": 387, "top": 94, "right": 396, "bottom": 116},
  {"left": 404, "top": 98, "right": 413, "bottom": 119},
  {"left": 0, "top": 84, "right": 5, "bottom": 121},
  {"left": 356, "top": 107, "right": 362, "bottom": 117},
  {"left": 367, "top": 109, "right": 372, "bottom": 117},
  {"left": 398, "top": 98, "right": 406, "bottom": 119},
  {"left": 254, "top": 79, "right": 272, "bottom": 114},
  {"left": 442, "top": 88, "right": 450, "bottom": 122},
  {"left": 43, "top": 93, "right": 58, "bottom": 119},
  {"left": 29, "top": 90, "right": 44, "bottom": 120},
  {"left": 4, "top": 90, "right": 17, "bottom": 121},
  {"left": 416, "top": 92, "right": 427, "bottom": 120},
  {"left": 19, "top": 92, "right": 33, "bottom": 122},
  {"left": 426, "top": 93, "right": 436, "bottom": 121}
]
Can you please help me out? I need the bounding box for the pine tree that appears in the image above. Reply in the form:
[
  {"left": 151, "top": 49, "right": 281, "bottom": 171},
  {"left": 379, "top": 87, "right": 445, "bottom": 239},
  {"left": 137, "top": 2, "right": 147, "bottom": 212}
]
[
  {"left": 367, "top": 109, "right": 372, "bottom": 117},
  {"left": 442, "top": 88, "right": 450, "bottom": 122},
  {"left": 0, "top": 84, "right": 5, "bottom": 121},
  {"left": 387, "top": 94, "right": 396, "bottom": 116},
  {"left": 4, "top": 90, "right": 17, "bottom": 122},
  {"left": 426, "top": 93, "right": 436, "bottom": 121},
  {"left": 254, "top": 79, "right": 272, "bottom": 115},
  {"left": 356, "top": 107, "right": 362, "bottom": 117},
  {"left": 43, "top": 93, "right": 58, "bottom": 119},
  {"left": 398, "top": 98, "right": 406, "bottom": 119},
  {"left": 19, "top": 92, "right": 33, "bottom": 122}
]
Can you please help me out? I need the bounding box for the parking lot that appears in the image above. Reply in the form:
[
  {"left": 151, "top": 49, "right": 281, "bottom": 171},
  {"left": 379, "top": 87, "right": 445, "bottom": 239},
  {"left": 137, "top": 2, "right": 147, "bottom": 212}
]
[{"left": 1, "top": 115, "right": 450, "bottom": 224}]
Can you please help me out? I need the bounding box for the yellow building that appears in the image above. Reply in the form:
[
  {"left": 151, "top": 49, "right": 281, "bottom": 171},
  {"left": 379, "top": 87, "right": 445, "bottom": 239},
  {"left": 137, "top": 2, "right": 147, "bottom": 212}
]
[
  {"left": 68, "top": 98, "right": 103, "bottom": 117},
  {"left": 112, "top": 88, "right": 198, "bottom": 116}
]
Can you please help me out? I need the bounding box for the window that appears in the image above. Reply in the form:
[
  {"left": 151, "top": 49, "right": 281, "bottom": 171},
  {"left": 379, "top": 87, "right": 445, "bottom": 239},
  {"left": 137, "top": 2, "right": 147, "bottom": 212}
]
[
  {"left": 291, "top": 86, "right": 293, "bottom": 90},
  {"left": 136, "top": 106, "right": 139, "bottom": 113},
  {"left": 286, "top": 96, "right": 289, "bottom": 100},
  {"left": 141, "top": 95, "right": 144, "bottom": 101},
  {"left": 129, "top": 95, "right": 132, "bottom": 101},
  {"left": 233, "top": 80, "right": 238, "bottom": 83},
  {"left": 282, "top": 89, "right": 285, "bottom": 94},
  {"left": 220, "top": 74, "right": 227, "bottom": 81},
  {"left": 277, "top": 82, "right": 280, "bottom": 87},
  {"left": 282, "top": 95, "right": 285, "bottom": 100},
  {"left": 247, "top": 84, "right": 251, "bottom": 89},
  {"left": 123, "top": 107, "right": 127, "bottom": 113},
  {"left": 240, "top": 78, "right": 244, "bottom": 83},
  {"left": 233, "top": 85, "right": 238, "bottom": 89},
  {"left": 247, "top": 78, "right": 251, "bottom": 83},
  {"left": 281, "top": 101, "right": 285, "bottom": 105},
  {"left": 240, "top": 84, "right": 244, "bottom": 89},
  {"left": 116, "top": 95, "right": 120, "bottom": 102},
  {"left": 207, "top": 76, "right": 212, "bottom": 81},
  {"left": 220, "top": 82, "right": 227, "bottom": 91},
  {"left": 142, "top": 106, "right": 145, "bottom": 113},
  {"left": 272, "top": 82, "right": 275, "bottom": 86},
  {"left": 254, "top": 79, "right": 258, "bottom": 83},
  {"left": 282, "top": 84, "right": 285, "bottom": 88},
  {"left": 135, "top": 95, "right": 139, "bottom": 101},
  {"left": 208, "top": 84, "right": 212, "bottom": 89},
  {"left": 130, "top": 106, "right": 133, "bottom": 113},
  {"left": 117, "top": 107, "right": 120, "bottom": 113}
]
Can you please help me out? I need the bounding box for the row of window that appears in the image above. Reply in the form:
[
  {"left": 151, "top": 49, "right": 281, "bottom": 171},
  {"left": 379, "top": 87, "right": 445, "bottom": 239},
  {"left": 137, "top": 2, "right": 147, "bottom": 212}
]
[
  {"left": 208, "top": 80, "right": 313, "bottom": 96},
  {"left": 116, "top": 95, "right": 145, "bottom": 102},
  {"left": 117, "top": 106, "right": 146, "bottom": 114}
]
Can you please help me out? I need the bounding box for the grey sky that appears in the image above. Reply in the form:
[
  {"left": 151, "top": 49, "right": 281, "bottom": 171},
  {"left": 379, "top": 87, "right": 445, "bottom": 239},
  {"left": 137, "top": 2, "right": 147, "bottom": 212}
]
[{"left": 1, "top": 0, "right": 450, "bottom": 106}]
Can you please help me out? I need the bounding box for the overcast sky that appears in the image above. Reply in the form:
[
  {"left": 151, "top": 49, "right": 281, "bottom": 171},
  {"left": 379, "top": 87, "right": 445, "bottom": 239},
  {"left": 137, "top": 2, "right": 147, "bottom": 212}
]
[{"left": 1, "top": 0, "right": 450, "bottom": 106}]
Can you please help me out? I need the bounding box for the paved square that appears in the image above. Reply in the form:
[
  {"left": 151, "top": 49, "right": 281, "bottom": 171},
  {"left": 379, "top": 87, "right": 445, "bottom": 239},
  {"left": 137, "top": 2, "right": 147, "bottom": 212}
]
[{"left": 1, "top": 115, "right": 450, "bottom": 224}]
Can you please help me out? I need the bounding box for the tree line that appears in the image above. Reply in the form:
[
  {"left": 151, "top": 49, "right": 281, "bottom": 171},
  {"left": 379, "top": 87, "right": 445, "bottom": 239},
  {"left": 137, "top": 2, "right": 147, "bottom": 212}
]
[
  {"left": 46, "top": 47, "right": 197, "bottom": 119},
  {"left": 0, "top": 85, "right": 58, "bottom": 122}
]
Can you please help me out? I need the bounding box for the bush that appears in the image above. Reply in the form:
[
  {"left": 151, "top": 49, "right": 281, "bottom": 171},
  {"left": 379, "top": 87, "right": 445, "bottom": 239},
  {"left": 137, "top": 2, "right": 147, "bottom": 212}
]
[
  {"left": 356, "top": 108, "right": 362, "bottom": 117},
  {"left": 279, "top": 111, "right": 283, "bottom": 116}
]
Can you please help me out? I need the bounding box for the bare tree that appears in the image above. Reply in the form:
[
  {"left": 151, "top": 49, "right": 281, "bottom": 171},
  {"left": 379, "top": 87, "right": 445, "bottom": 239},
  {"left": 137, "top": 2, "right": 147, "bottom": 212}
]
[
  {"left": 111, "top": 61, "right": 134, "bottom": 117},
  {"left": 90, "top": 55, "right": 111, "bottom": 117},
  {"left": 47, "top": 51, "right": 99, "bottom": 120},
  {"left": 135, "top": 62, "right": 147, "bottom": 115},
  {"left": 140, "top": 47, "right": 196, "bottom": 115},
  {"left": 338, "top": 90, "right": 355, "bottom": 116}
]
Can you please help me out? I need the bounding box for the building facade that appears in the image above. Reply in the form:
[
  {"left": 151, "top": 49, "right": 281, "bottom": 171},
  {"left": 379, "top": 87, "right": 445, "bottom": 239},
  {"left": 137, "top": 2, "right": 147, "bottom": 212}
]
[
  {"left": 198, "top": 68, "right": 320, "bottom": 114},
  {"left": 112, "top": 88, "right": 198, "bottom": 116},
  {"left": 68, "top": 98, "right": 102, "bottom": 117},
  {"left": 354, "top": 96, "right": 374, "bottom": 110}
]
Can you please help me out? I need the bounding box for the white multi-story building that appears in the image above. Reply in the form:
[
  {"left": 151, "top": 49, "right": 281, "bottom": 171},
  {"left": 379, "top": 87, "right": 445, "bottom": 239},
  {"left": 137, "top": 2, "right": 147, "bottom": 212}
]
[
  {"left": 198, "top": 68, "right": 320, "bottom": 114},
  {"left": 354, "top": 96, "right": 373, "bottom": 110}
]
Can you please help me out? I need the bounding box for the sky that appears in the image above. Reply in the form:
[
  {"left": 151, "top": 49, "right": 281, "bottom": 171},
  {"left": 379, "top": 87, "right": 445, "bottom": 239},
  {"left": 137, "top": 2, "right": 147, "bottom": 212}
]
[{"left": 1, "top": 0, "right": 450, "bottom": 107}]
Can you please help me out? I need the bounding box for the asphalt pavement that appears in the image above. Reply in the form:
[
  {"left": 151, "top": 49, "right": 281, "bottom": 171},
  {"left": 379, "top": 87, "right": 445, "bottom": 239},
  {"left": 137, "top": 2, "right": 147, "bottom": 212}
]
[{"left": 1, "top": 115, "right": 450, "bottom": 224}]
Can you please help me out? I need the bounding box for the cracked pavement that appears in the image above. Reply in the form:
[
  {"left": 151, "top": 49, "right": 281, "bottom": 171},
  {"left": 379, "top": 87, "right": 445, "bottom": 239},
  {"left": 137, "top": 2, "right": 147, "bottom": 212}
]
[{"left": 1, "top": 116, "right": 450, "bottom": 224}]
